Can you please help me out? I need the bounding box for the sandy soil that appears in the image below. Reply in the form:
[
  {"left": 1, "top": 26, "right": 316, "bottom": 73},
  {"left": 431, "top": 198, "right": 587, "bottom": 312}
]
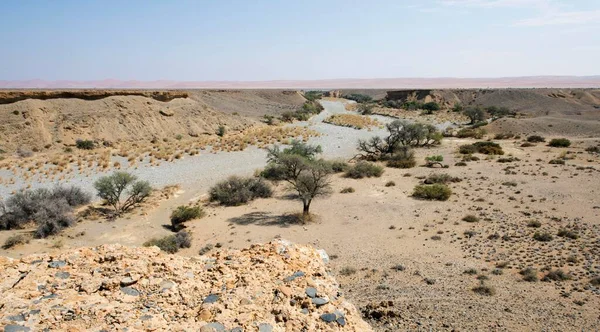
[{"left": 1, "top": 101, "right": 600, "bottom": 330}]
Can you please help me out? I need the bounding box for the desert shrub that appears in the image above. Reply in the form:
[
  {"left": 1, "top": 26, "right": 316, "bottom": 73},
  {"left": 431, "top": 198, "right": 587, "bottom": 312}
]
[
  {"left": 548, "top": 138, "right": 571, "bottom": 147},
  {"left": 343, "top": 93, "right": 372, "bottom": 103},
  {"left": 520, "top": 267, "right": 539, "bottom": 282},
  {"left": 462, "top": 215, "right": 479, "bottom": 223},
  {"left": 51, "top": 186, "right": 92, "bottom": 206},
  {"left": 2, "top": 234, "right": 29, "bottom": 249},
  {"left": 590, "top": 277, "right": 600, "bottom": 286},
  {"left": 527, "top": 220, "right": 541, "bottom": 228},
  {"left": 216, "top": 125, "right": 226, "bottom": 137},
  {"left": 585, "top": 146, "right": 600, "bottom": 154},
  {"left": 357, "top": 103, "right": 374, "bottom": 115},
  {"left": 328, "top": 160, "right": 349, "bottom": 173},
  {"left": 497, "top": 157, "right": 520, "bottom": 163},
  {"left": 75, "top": 139, "right": 95, "bottom": 150},
  {"left": 339, "top": 266, "right": 357, "bottom": 276},
  {"left": 457, "top": 128, "right": 485, "bottom": 139},
  {"left": 210, "top": 176, "right": 273, "bottom": 206},
  {"left": 424, "top": 173, "right": 461, "bottom": 184},
  {"left": 549, "top": 159, "right": 565, "bottom": 165},
  {"left": 144, "top": 230, "right": 191, "bottom": 254},
  {"left": 431, "top": 235, "right": 442, "bottom": 240},
  {"left": 340, "top": 187, "right": 355, "bottom": 194},
  {"left": 412, "top": 184, "right": 451, "bottom": 201},
  {"left": 260, "top": 163, "right": 287, "bottom": 180},
  {"left": 502, "top": 181, "right": 517, "bottom": 187},
  {"left": 542, "top": 269, "right": 571, "bottom": 282},
  {"left": 357, "top": 120, "right": 441, "bottom": 160},
  {"left": 175, "top": 230, "right": 192, "bottom": 249},
  {"left": 487, "top": 106, "right": 514, "bottom": 120},
  {"left": 455, "top": 161, "right": 467, "bottom": 166},
  {"left": 464, "top": 107, "right": 486, "bottom": 124},
  {"left": 533, "top": 231, "right": 553, "bottom": 242},
  {"left": 464, "top": 268, "right": 478, "bottom": 275},
  {"left": 345, "top": 161, "right": 384, "bottom": 179},
  {"left": 472, "top": 283, "right": 495, "bottom": 296},
  {"left": 0, "top": 186, "right": 90, "bottom": 238},
  {"left": 459, "top": 144, "right": 478, "bottom": 154},
  {"left": 303, "top": 91, "right": 323, "bottom": 101},
  {"left": 386, "top": 147, "right": 416, "bottom": 168},
  {"left": 170, "top": 205, "right": 204, "bottom": 229},
  {"left": 16, "top": 147, "right": 34, "bottom": 158},
  {"left": 385, "top": 181, "right": 396, "bottom": 187},
  {"left": 557, "top": 229, "right": 579, "bottom": 239},
  {"left": 472, "top": 141, "right": 504, "bottom": 155},
  {"left": 421, "top": 102, "right": 440, "bottom": 114},
  {"left": 527, "top": 135, "right": 545, "bottom": 143},
  {"left": 94, "top": 172, "right": 152, "bottom": 215},
  {"left": 520, "top": 142, "right": 535, "bottom": 147},
  {"left": 494, "top": 133, "right": 514, "bottom": 140}
]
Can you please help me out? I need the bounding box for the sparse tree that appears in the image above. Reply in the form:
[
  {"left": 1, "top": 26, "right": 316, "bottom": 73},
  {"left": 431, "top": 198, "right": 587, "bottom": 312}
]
[
  {"left": 464, "top": 107, "right": 486, "bottom": 124},
  {"left": 265, "top": 142, "right": 332, "bottom": 220},
  {"left": 94, "top": 172, "right": 152, "bottom": 216},
  {"left": 357, "top": 120, "right": 441, "bottom": 160}
]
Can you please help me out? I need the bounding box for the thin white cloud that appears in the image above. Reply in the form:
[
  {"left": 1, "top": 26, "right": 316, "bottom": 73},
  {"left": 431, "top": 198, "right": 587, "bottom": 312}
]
[
  {"left": 514, "top": 10, "right": 600, "bottom": 26},
  {"left": 439, "top": 0, "right": 600, "bottom": 26}
]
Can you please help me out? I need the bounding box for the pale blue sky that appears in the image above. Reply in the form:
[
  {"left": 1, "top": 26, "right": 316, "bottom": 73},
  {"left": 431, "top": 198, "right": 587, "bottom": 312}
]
[{"left": 1, "top": 0, "right": 599, "bottom": 80}]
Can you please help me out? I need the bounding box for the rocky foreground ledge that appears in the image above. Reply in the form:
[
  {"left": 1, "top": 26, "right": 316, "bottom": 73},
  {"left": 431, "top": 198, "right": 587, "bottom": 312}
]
[{"left": 0, "top": 240, "right": 372, "bottom": 331}]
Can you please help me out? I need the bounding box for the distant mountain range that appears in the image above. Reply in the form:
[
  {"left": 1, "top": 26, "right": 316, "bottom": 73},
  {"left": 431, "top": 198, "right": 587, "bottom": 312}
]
[{"left": 1, "top": 76, "right": 599, "bottom": 89}]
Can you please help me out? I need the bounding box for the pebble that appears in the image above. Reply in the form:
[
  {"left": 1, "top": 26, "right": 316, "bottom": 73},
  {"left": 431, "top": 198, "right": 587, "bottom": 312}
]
[
  {"left": 320, "top": 313, "right": 337, "bottom": 323},
  {"left": 258, "top": 323, "right": 273, "bottom": 332},
  {"left": 120, "top": 277, "right": 137, "bottom": 286},
  {"left": 48, "top": 260, "right": 66, "bottom": 268},
  {"left": 305, "top": 287, "right": 317, "bottom": 298},
  {"left": 312, "top": 297, "right": 329, "bottom": 306},
  {"left": 120, "top": 287, "right": 140, "bottom": 296},
  {"left": 203, "top": 294, "right": 219, "bottom": 304},
  {"left": 284, "top": 271, "right": 305, "bottom": 282},
  {"left": 200, "top": 322, "right": 225, "bottom": 332},
  {"left": 4, "top": 325, "right": 30, "bottom": 332},
  {"left": 55, "top": 271, "right": 70, "bottom": 279}
]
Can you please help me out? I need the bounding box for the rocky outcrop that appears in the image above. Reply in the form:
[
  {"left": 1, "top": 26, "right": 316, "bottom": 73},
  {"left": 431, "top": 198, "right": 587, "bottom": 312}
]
[{"left": 0, "top": 240, "right": 372, "bottom": 331}]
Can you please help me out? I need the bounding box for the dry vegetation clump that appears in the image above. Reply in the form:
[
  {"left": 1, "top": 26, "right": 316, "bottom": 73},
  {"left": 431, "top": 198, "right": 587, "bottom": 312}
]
[
  {"left": 209, "top": 176, "right": 273, "bottom": 206},
  {"left": 345, "top": 161, "right": 384, "bottom": 179},
  {"left": 170, "top": 205, "right": 205, "bottom": 230},
  {"left": 412, "top": 184, "right": 452, "bottom": 201},
  {"left": 462, "top": 215, "right": 479, "bottom": 223},
  {"left": 2, "top": 234, "right": 30, "bottom": 249},
  {"left": 324, "top": 114, "right": 381, "bottom": 129},
  {"left": 340, "top": 187, "right": 355, "bottom": 194},
  {"left": 424, "top": 173, "right": 462, "bottom": 184},
  {"left": 527, "top": 135, "right": 546, "bottom": 143},
  {"left": 472, "top": 282, "right": 495, "bottom": 296},
  {"left": 548, "top": 138, "right": 571, "bottom": 147},
  {"left": 542, "top": 269, "right": 571, "bottom": 282},
  {"left": 456, "top": 128, "right": 486, "bottom": 139},
  {"left": 520, "top": 267, "right": 539, "bottom": 282},
  {"left": 143, "top": 230, "right": 192, "bottom": 254}
]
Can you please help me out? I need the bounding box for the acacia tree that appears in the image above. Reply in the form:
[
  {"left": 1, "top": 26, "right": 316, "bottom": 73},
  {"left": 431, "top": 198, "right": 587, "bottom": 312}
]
[
  {"left": 464, "top": 107, "right": 486, "bottom": 124},
  {"left": 266, "top": 142, "right": 332, "bottom": 220},
  {"left": 357, "top": 120, "right": 441, "bottom": 160},
  {"left": 94, "top": 172, "right": 152, "bottom": 216}
]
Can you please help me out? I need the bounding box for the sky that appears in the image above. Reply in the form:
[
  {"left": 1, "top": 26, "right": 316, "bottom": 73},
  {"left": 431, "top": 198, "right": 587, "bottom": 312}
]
[{"left": 1, "top": 0, "right": 599, "bottom": 81}]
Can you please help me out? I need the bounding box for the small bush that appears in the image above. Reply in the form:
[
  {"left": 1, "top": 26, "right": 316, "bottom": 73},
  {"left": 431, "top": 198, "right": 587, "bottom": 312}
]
[
  {"left": 345, "top": 161, "right": 384, "bottom": 179},
  {"left": 385, "top": 181, "right": 396, "bottom": 187},
  {"left": 472, "top": 283, "right": 495, "bottom": 296},
  {"left": 216, "top": 125, "right": 226, "bottom": 137},
  {"left": 75, "top": 139, "right": 95, "bottom": 150},
  {"left": 144, "top": 230, "right": 191, "bottom": 254},
  {"left": 457, "top": 128, "right": 486, "bottom": 139},
  {"left": 542, "top": 269, "right": 571, "bottom": 282},
  {"left": 209, "top": 176, "right": 273, "bottom": 206},
  {"left": 502, "top": 181, "right": 518, "bottom": 187},
  {"left": 462, "top": 215, "right": 479, "bottom": 223},
  {"left": 527, "top": 135, "right": 545, "bottom": 143},
  {"left": 386, "top": 149, "right": 416, "bottom": 169},
  {"left": 340, "top": 266, "right": 357, "bottom": 276},
  {"left": 521, "top": 142, "right": 535, "bottom": 147},
  {"left": 548, "top": 138, "right": 571, "bottom": 147},
  {"left": 424, "top": 173, "right": 461, "bottom": 184},
  {"left": 585, "top": 146, "right": 600, "bottom": 154},
  {"left": 463, "top": 268, "right": 478, "bottom": 275},
  {"left": 2, "top": 234, "right": 29, "bottom": 249},
  {"left": 455, "top": 161, "right": 467, "bottom": 167},
  {"left": 412, "top": 184, "right": 451, "bottom": 201},
  {"left": 533, "top": 231, "right": 553, "bottom": 242},
  {"left": 494, "top": 133, "right": 514, "bottom": 140},
  {"left": 590, "top": 277, "right": 600, "bottom": 286},
  {"left": 549, "top": 159, "right": 565, "bottom": 165},
  {"left": 459, "top": 144, "right": 478, "bottom": 154},
  {"left": 260, "top": 163, "right": 286, "bottom": 181},
  {"left": 472, "top": 141, "right": 504, "bottom": 155},
  {"left": 520, "top": 267, "right": 539, "bottom": 282},
  {"left": 329, "top": 160, "right": 349, "bottom": 173},
  {"left": 170, "top": 205, "right": 205, "bottom": 229},
  {"left": 340, "top": 187, "right": 355, "bottom": 194},
  {"left": 557, "top": 229, "right": 578, "bottom": 239},
  {"left": 527, "top": 220, "right": 542, "bottom": 228}
]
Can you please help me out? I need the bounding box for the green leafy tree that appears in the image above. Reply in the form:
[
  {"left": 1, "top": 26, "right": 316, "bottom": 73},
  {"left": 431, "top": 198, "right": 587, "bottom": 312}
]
[
  {"left": 464, "top": 107, "right": 486, "bottom": 124},
  {"left": 94, "top": 172, "right": 152, "bottom": 215}
]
